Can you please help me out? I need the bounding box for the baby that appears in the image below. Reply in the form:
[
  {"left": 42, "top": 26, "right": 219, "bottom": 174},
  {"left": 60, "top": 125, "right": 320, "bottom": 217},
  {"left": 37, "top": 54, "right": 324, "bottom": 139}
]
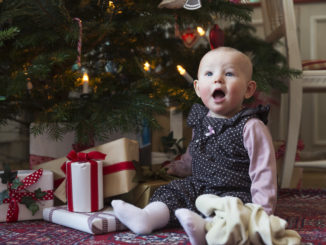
[{"left": 112, "top": 47, "right": 277, "bottom": 244}]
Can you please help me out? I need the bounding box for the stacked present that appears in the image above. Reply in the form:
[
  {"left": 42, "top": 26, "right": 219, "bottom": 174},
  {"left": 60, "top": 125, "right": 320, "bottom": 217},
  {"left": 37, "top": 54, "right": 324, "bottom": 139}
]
[
  {"left": 0, "top": 168, "right": 54, "bottom": 222},
  {"left": 1, "top": 137, "right": 171, "bottom": 234},
  {"left": 34, "top": 137, "right": 168, "bottom": 234},
  {"left": 41, "top": 147, "right": 128, "bottom": 234},
  {"left": 32, "top": 137, "right": 140, "bottom": 202}
]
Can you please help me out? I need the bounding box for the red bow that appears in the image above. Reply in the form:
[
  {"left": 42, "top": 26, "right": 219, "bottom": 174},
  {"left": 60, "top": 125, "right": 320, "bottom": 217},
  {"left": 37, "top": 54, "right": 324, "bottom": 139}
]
[
  {"left": 2, "top": 169, "right": 54, "bottom": 222},
  {"left": 61, "top": 150, "right": 107, "bottom": 174},
  {"left": 62, "top": 150, "right": 106, "bottom": 212}
]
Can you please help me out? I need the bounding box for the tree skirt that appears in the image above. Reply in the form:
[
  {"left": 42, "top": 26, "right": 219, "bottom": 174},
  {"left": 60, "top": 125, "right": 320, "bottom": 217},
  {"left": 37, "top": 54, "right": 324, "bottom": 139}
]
[{"left": 1, "top": 189, "right": 326, "bottom": 244}]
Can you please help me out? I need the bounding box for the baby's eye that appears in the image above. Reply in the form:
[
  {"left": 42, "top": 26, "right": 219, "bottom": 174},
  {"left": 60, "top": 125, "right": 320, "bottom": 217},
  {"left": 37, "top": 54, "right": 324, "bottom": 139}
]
[
  {"left": 225, "top": 72, "right": 234, "bottom": 77},
  {"left": 205, "top": 71, "right": 213, "bottom": 76}
]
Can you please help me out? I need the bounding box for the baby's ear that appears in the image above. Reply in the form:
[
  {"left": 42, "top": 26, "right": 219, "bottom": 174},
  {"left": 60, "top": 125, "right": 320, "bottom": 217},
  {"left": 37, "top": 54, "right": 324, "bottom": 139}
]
[
  {"left": 245, "top": 80, "right": 256, "bottom": 99},
  {"left": 194, "top": 80, "right": 201, "bottom": 97}
]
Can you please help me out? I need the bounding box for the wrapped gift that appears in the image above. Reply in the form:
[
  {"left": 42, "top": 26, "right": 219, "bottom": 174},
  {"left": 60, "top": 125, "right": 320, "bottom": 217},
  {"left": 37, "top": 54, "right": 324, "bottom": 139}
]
[
  {"left": 0, "top": 169, "right": 53, "bottom": 222},
  {"left": 43, "top": 205, "right": 127, "bottom": 234},
  {"left": 32, "top": 138, "right": 139, "bottom": 202},
  {"left": 63, "top": 150, "right": 105, "bottom": 212},
  {"left": 119, "top": 180, "right": 170, "bottom": 208}
]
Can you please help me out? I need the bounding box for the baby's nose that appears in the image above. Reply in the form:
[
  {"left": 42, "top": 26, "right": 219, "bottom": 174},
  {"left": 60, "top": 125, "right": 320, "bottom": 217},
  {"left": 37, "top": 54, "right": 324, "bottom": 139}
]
[{"left": 214, "top": 76, "right": 224, "bottom": 84}]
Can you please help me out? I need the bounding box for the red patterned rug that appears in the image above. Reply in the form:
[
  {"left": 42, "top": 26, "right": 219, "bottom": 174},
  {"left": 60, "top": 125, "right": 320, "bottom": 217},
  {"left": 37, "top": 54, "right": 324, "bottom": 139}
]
[{"left": 1, "top": 189, "right": 326, "bottom": 244}]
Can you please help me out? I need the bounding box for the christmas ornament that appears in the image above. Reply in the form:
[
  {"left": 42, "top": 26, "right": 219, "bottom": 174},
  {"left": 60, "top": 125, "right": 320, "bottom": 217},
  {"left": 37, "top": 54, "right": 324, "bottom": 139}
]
[
  {"left": 158, "top": 0, "right": 186, "bottom": 9},
  {"left": 184, "top": 0, "right": 201, "bottom": 10},
  {"left": 209, "top": 24, "right": 224, "bottom": 49},
  {"left": 105, "top": 60, "right": 118, "bottom": 73},
  {"left": 181, "top": 28, "right": 200, "bottom": 48},
  {"left": 72, "top": 18, "right": 83, "bottom": 71},
  {"left": 175, "top": 22, "right": 201, "bottom": 48}
]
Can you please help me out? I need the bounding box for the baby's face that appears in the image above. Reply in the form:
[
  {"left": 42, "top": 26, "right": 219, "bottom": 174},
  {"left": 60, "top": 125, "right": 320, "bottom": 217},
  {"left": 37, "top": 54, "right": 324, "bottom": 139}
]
[{"left": 194, "top": 49, "right": 256, "bottom": 118}]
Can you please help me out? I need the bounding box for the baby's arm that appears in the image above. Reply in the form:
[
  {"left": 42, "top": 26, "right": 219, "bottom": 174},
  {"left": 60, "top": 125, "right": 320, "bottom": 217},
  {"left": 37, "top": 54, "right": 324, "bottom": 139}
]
[
  {"left": 243, "top": 118, "right": 277, "bottom": 215},
  {"left": 165, "top": 147, "right": 192, "bottom": 177}
]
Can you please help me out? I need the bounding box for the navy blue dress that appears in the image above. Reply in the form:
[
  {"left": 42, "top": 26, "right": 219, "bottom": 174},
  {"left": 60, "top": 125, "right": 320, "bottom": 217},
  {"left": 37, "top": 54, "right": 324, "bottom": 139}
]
[{"left": 150, "top": 103, "right": 270, "bottom": 226}]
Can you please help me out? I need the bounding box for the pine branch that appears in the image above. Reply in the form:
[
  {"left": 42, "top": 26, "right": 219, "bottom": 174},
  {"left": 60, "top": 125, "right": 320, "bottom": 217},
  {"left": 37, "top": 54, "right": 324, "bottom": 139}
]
[{"left": 0, "top": 27, "right": 20, "bottom": 47}]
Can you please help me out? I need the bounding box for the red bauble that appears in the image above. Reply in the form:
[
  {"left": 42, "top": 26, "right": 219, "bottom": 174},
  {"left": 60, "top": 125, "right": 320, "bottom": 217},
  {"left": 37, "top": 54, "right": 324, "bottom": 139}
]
[{"left": 209, "top": 24, "right": 225, "bottom": 49}]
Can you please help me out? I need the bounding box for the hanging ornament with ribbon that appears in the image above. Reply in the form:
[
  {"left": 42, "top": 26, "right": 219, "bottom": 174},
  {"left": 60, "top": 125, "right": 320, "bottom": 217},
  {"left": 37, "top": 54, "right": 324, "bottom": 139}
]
[{"left": 209, "top": 24, "right": 225, "bottom": 49}]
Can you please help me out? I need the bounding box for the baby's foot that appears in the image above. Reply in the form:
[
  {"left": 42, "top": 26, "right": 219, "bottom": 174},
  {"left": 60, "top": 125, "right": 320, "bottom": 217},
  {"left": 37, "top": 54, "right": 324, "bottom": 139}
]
[
  {"left": 112, "top": 200, "right": 169, "bottom": 234},
  {"left": 175, "top": 208, "right": 206, "bottom": 245}
]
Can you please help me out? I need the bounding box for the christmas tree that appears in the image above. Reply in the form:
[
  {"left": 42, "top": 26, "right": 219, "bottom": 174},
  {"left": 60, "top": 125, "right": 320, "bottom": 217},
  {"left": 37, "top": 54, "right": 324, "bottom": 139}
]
[{"left": 0, "top": 0, "right": 298, "bottom": 147}]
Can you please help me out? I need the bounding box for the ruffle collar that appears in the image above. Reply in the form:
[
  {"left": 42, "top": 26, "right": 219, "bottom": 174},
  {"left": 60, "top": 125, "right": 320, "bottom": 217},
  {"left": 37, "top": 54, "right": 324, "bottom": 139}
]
[{"left": 187, "top": 103, "right": 270, "bottom": 128}]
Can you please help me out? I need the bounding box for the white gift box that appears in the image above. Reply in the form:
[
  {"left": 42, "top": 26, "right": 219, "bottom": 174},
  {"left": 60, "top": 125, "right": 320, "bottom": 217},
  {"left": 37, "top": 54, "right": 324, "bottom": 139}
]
[
  {"left": 65, "top": 160, "right": 103, "bottom": 212},
  {"left": 0, "top": 170, "right": 53, "bottom": 222},
  {"left": 43, "top": 205, "right": 127, "bottom": 234}
]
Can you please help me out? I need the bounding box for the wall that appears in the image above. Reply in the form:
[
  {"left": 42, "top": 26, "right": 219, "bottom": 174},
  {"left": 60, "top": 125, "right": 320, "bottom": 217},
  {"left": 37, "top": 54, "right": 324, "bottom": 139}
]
[
  {"left": 251, "top": 1, "right": 326, "bottom": 157},
  {"left": 0, "top": 121, "right": 29, "bottom": 170}
]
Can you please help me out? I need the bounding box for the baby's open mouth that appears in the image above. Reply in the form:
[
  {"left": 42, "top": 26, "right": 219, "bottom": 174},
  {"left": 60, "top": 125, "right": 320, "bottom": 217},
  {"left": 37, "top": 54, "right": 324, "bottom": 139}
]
[{"left": 212, "top": 89, "right": 225, "bottom": 99}]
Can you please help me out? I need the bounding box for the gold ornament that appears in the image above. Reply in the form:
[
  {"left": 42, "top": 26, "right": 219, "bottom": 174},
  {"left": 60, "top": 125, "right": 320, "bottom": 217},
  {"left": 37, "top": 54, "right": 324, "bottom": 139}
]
[{"left": 158, "top": 0, "right": 186, "bottom": 9}]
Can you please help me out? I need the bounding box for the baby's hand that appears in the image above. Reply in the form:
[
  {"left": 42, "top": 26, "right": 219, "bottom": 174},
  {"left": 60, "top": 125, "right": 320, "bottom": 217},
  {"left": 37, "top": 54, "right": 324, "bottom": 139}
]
[{"left": 164, "top": 159, "right": 191, "bottom": 177}]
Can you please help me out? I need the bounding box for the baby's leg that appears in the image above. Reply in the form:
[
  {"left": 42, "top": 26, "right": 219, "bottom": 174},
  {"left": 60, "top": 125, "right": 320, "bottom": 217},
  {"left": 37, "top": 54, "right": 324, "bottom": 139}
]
[
  {"left": 175, "top": 208, "right": 206, "bottom": 245},
  {"left": 111, "top": 200, "right": 169, "bottom": 234}
]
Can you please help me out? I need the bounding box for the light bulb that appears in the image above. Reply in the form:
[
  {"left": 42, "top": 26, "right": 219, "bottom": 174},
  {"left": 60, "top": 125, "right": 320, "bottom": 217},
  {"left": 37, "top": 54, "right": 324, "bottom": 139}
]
[
  {"left": 144, "top": 62, "right": 150, "bottom": 71},
  {"left": 197, "top": 26, "right": 205, "bottom": 36},
  {"left": 177, "top": 65, "right": 186, "bottom": 75},
  {"left": 176, "top": 65, "right": 193, "bottom": 83},
  {"left": 82, "top": 72, "right": 90, "bottom": 94}
]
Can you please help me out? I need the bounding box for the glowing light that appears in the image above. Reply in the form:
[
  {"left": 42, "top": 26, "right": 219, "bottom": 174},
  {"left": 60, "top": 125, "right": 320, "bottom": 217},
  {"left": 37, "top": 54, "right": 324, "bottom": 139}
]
[
  {"left": 197, "top": 26, "right": 205, "bottom": 36},
  {"left": 108, "top": 1, "right": 115, "bottom": 9},
  {"left": 82, "top": 73, "right": 89, "bottom": 83},
  {"left": 82, "top": 72, "right": 89, "bottom": 94},
  {"left": 176, "top": 65, "right": 193, "bottom": 83},
  {"left": 177, "top": 65, "right": 186, "bottom": 75},
  {"left": 144, "top": 62, "right": 150, "bottom": 71}
]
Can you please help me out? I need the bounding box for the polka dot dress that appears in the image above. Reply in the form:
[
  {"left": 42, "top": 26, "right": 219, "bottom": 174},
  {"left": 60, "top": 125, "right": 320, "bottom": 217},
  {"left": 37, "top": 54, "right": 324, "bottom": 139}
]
[{"left": 150, "top": 103, "right": 270, "bottom": 227}]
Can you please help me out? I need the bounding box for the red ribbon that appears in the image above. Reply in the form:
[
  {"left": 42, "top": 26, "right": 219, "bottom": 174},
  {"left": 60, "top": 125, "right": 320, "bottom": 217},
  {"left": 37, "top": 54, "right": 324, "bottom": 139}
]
[
  {"left": 57, "top": 160, "right": 135, "bottom": 192},
  {"left": 63, "top": 150, "right": 106, "bottom": 212},
  {"left": 103, "top": 161, "right": 135, "bottom": 175},
  {"left": 2, "top": 169, "right": 54, "bottom": 222}
]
